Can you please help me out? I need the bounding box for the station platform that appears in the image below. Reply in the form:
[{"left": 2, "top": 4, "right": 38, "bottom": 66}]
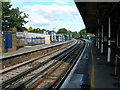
[
  {"left": 66, "top": 40, "right": 119, "bottom": 89},
  {"left": 0, "top": 41, "right": 70, "bottom": 59}
]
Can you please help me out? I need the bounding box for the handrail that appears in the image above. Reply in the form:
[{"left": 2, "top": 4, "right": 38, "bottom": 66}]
[{"left": 114, "top": 54, "right": 120, "bottom": 75}]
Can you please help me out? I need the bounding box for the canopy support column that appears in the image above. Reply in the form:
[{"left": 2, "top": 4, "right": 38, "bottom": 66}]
[
  {"left": 107, "top": 17, "right": 111, "bottom": 62},
  {"left": 101, "top": 25, "right": 104, "bottom": 53},
  {"left": 96, "top": 31, "right": 98, "bottom": 46},
  {"left": 97, "top": 28, "right": 100, "bottom": 49}
]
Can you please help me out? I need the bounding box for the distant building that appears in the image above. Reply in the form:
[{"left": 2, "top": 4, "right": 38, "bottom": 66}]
[{"left": 56, "top": 34, "right": 64, "bottom": 42}]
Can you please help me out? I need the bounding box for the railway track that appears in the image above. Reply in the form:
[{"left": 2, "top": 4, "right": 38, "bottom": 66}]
[
  {"left": 2, "top": 40, "right": 74, "bottom": 69},
  {"left": 1, "top": 39, "right": 78, "bottom": 89},
  {"left": 28, "top": 39, "right": 85, "bottom": 89},
  {"left": 5, "top": 39, "right": 85, "bottom": 89}
]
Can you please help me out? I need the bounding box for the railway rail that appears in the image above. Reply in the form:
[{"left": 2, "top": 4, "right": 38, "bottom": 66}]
[
  {"left": 28, "top": 39, "right": 85, "bottom": 89},
  {"left": 1, "top": 39, "right": 85, "bottom": 89},
  {"left": 1, "top": 39, "right": 79, "bottom": 89},
  {"left": 1, "top": 40, "right": 74, "bottom": 69}
]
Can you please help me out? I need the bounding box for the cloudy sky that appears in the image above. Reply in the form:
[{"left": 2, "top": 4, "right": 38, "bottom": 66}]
[{"left": 11, "top": 0, "right": 85, "bottom": 32}]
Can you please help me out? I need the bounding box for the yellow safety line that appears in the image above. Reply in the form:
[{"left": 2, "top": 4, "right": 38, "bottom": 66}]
[{"left": 90, "top": 47, "right": 95, "bottom": 89}]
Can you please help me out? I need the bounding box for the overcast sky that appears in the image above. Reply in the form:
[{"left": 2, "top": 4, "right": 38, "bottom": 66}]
[{"left": 11, "top": 0, "right": 85, "bottom": 32}]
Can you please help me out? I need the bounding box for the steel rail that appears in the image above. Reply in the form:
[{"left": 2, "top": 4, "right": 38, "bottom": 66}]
[
  {"left": 24, "top": 39, "right": 84, "bottom": 89},
  {"left": 1, "top": 40, "right": 75, "bottom": 74},
  {"left": 3, "top": 40, "right": 78, "bottom": 89},
  {"left": 10, "top": 40, "right": 79, "bottom": 90},
  {"left": 54, "top": 40, "right": 85, "bottom": 89}
]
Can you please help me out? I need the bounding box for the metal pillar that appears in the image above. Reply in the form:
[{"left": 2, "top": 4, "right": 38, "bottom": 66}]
[
  {"left": 101, "top": 25, "right": 104, "bottom": 53},
  {"left": 97, "top": 28, "right": 100, "bottom": 49},
  {"left": 107, "top": 17, "right": 111, "bottom": 62},
  {"left": 96, "top": 31, "right": 98, "bottom": 46}
]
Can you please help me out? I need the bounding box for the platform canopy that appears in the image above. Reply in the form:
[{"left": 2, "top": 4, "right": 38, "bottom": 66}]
[{"left": 74, "top": 1, "right": 119, "bottom": 33}]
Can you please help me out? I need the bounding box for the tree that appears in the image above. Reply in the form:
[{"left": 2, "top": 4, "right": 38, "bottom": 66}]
[
  {"left": 79, "top": 28, "right": 95, "bottom": 37},
  {"left": 28, "top": 26, "right": 33, "bottom": 32},
  {"left": 79, "top": 28, "right": 87, "bottom": 37},
  {"left": 35, "top": 28, "right": 42, "bottom": 33},
  {"left": 41, "top": 29, "right": 46, "bottom": 34},
  {"left": 51, "top": 30, "right": 56, "bottom": 33},
  {"left": 21, "top": 27, "right": 27, "bottom": 31},
  {"left": 57, "top": 28, "right": 68, "bottom": 35},
  {"left": 27, "top": 27, "right": 47, "bottom": 34},
  {"left": 2, "top": 2, "right": 29, "bottom": 31},
  {"left": 2, "top": 2, "right": 12, "bottom": 30},
  {"left": 72, "top": 32, "right": 79, "bottom": 38},
  {"left": 87, "top": 33, "right": 95, "bottom": 37},
  {"left": 68, "top": 30, "right": 72, "bottom": 35}
]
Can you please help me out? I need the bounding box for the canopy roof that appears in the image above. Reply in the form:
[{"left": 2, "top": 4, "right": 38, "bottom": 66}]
[{"left": 75, "top": 2, "right": 118, "bottom": 33}]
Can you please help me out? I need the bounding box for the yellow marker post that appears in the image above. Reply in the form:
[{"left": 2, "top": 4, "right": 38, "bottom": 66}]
[{"left": 114, "top": 55, "right": 120, "bottom": 76}]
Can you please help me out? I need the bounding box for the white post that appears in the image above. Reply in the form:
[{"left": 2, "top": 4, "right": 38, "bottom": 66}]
[
  {"left": 107, "top": 17, "right": 111, "bottom": 62},
  {"left": 97, "top": 28, "right": 100, "bottom": 49},
  {"left": 51, "top": 33, "right": 53, "bottom": 42},
  {"left": 96, "top": 31, "right": 98, "bottom": 46},
  {"left": 101, "top": 25, "right": 104, "bottom": 53},
  {"left": 54, "top": 34, "right": 56, "bottom": 41}
]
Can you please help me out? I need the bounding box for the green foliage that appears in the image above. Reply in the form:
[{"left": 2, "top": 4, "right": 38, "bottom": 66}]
[
  {"left": 51, "top": 30, "right": 56, "bottom": 33},
  {"left": 28, "top": 27, "right": 47, "bottom": 34},
  {"left": 72, "top": 32, "right": 79, "bottom": 38},
  {"left": 57, "top": 28, "right": 80, "bottom": 38},
  {"left": 41, "top": 29, "right": 46, "bottom": 33},
  {"left": 87, "top": 33, "right": 95, "bottom": 37},
  {"left": 2, "top": 2, "right": 29, "bottom": 31},
  {"left": 68, "top": 30, "right": 73, "bottom": 35},
  {"left": 57, "top": 28, "right": 68, "bottom": 35},
  {"left": 79, "top": 28, "right": 95, "bottom": 37},
  {"left": 79, "top": 28, "right": 87, "bottom": 37},
  {"left": 28, "top": 26, "right": 33, "bottom": 32},
  {"left": 21, "top": 27, "right": 27, "bottom": 31}
]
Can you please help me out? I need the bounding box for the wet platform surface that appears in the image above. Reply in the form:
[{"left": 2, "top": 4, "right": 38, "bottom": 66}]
[{"left": 67, "top": 40, "right": 119, "bottom": 89}]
